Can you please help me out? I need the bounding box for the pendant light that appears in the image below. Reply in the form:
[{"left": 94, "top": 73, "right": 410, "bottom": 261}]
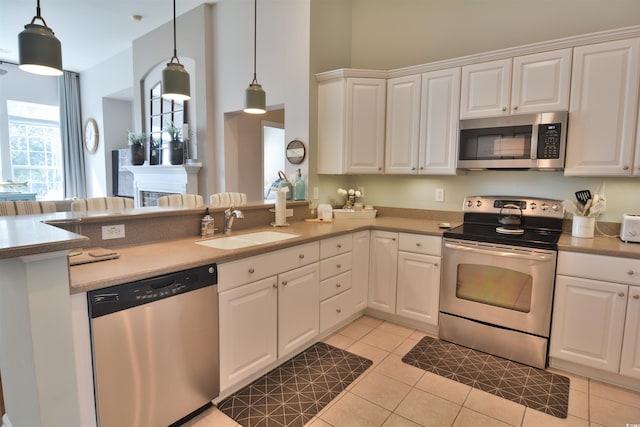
[
  {"left": 18, "top": 0, "right": 62, "bottom": 76},
  {"left": 162, "top": 0, "right": 190, "bottom": 101},
  {"left": 244, "top": 0, "right": 266, "bottom": 114}
]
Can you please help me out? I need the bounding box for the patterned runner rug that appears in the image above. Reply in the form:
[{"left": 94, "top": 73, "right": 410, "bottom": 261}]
[
  {"left": 218, "top": 342, "right": 372, "bottom": 427},
  {"left": 402, "top": 336, "right": 570, "bottom": 419}
]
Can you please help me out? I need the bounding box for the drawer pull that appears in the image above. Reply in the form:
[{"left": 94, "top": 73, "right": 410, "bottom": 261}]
[
  {"left": 336, "top": 308, "right": 342, "bottom": 313},
  {"left": 627, "top": 270, "right": 634, "bottom": 276},
  {"left": 434, "top": 263, "right": 439, "bottom": 267},
  {"left": 633, "top": 294, "right": 639, "bottom": 300},
  {"left": 618, "top": 291, "right": 626, "bottom": 297},
  {"left": 337, "top": 264, "right": 342, "bottom": 269},
  {"left": 282, "top": 280, "right": 288, "bottom": 286},
  {"left": 248, "top": 268, "right": 255, "bottom": 274},
  {"left": 416, "top": 243, "right": 421, "bottom": 247},
  {"left": 336, "top": 283, "right": 341, "bottom": 288},
  {"left": 299, "top": 254, "right": 305, "bottom": 259},
  {"left": 272, "top": 283, "right": 278, "bottom": 288},
  {"left": 337, "top": 243, "right": 342, "bottom": 249}
]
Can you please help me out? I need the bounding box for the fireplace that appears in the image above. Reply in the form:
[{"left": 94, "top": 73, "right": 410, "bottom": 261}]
[{"left": 124, "top": 163, "right": 202, "bottom": 207}]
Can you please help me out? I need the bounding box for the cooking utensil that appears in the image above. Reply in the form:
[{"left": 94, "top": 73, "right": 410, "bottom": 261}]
[{"left": 575, "top": 190, "right": 592, "bottom": 205}]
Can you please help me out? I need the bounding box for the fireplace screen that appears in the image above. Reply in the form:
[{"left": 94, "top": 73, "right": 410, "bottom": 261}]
[
  {"left": 141, "top": 191, "right": 179, "bottom": 207},
  {"left": 456, "top": 264, "right": 533, "bottom": 313}
]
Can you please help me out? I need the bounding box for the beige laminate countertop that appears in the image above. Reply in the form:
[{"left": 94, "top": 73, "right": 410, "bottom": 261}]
[{"left": 69, "top": 217, "right": 455, "bottom": 294}]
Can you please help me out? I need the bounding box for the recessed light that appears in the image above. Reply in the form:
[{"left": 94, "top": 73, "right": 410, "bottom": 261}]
[{"left": 131, "top": 14, "right": 143, "bottom": 21}]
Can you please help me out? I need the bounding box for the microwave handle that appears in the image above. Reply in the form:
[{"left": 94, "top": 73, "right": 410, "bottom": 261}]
[
  {"left": 530, "top": 123, "right": 539, "bottom": 160},
  {"left": 444, "top": 241, "right": 553, "bottom": 262}
]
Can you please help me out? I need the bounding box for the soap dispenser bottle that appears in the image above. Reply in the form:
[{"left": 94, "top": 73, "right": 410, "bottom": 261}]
[
  {"left": 201, "top": 208, "right": 215, "bottom": 237},
  {"left": 294, "top": 169, "right": 306, "bottom": 201}
]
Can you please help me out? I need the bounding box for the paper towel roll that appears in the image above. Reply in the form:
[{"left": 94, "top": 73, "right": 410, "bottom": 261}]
[{"left": 275, "top": 187, "right": 287, "bottom": 226}]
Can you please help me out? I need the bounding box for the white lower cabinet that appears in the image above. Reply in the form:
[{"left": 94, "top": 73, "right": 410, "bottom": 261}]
[
  {"left": 368, "top": 231, "right": 399, "bottom": 313},
  {"left": 396, "top": 251, "right": 440, "bottom": 325},
  {"left": 550, "top": 251, "right": 640, "bottom": 381},
  {"left": 218, "top": 242, "right": 319, "bottom": 392},
  {"left": 351, "top": 231, "right": 370, "bottom": 312}
]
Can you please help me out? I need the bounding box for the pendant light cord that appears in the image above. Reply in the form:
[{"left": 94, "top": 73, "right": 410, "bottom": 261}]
[
  {"left": 31, "top": 0, "right": 49, "bottom": 27},
  {"left": 170, "top": 0, "right": 180, "bottom": 64},
  {"left": 251, "top": 0, "right": 258, "bottom": 84}
]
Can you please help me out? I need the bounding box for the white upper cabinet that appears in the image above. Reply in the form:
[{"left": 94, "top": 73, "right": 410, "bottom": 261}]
[
  {"left": 385, "top": 75, "right": 422, "bottom": 174},
  {"left": 565, "top": 38, "right": 640, "bottom": 176},
  {"left": 317, "top": 74, "right": 386, "bottom": 174},
  {"left": 460, "top": 49, "right": 571, "bottom": 119},
  {"left": 460, "top": 58, "right": 512, "bottom": 119},
  {"left": 384, "top": 69, "right": 460, "bottom": 175}
]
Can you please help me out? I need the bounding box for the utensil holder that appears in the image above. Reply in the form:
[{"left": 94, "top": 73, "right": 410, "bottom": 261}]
[{"left": 572, "top": 216, "right": 595, "bottom": 238}]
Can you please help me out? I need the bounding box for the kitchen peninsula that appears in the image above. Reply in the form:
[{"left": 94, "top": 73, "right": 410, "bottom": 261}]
[{"left": 3, "top": 204, "right": 640, "bottom": 427}]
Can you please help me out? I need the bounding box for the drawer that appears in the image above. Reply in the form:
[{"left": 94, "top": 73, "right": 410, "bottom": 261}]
[
  {"left": 320, "top": 234, "right": 353, "bottom": 259},
  {"left": 320, "top": 271, "right": 352, "bottom": 301},
  {"left": 320, "top": 289, "right": 353, "bottom": 333},
  {"left": 319, "top": 252, "right": 352, "bottom": 280},
  {"left": 557, "top": 251, "right": 640, "bottom": 286},
  {"left": 218, "top": 242, "right": 319, "bottom": 291},
  {"left": 399, "top": 233, "right": 441, "bottom": 256}
]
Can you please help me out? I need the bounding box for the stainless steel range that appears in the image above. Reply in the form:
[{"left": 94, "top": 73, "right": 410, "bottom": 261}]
[{"left": 440, "top": 196, "right": 564, "bottom": 368}]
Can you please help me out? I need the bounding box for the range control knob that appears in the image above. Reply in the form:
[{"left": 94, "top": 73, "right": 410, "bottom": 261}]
[
  {"left": 529, "top": 203, "right": 537, "bottom": 210},
  {"left": 466, "top": 200, "right": 473, "bottom": 208},
  {"left": 475, "top": 200, "right": 482, "bottom": 208},
  {"left": 551, "top": 204, "right": 560, "bottom": 212},
  {"left": 540, "top": 203, "right": 549, "bottom": 211}
]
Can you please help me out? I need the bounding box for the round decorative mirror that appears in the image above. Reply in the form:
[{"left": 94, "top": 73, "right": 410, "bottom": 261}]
[{"left": 286, "top": 139, "right": 305, "bottom": 164}]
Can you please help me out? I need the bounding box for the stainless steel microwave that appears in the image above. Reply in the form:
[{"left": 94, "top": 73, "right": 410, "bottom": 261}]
[{"left": 457, "top": 111, "right": 568, "bottom": 170}]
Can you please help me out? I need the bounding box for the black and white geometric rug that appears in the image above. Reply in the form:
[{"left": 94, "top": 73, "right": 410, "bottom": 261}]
[
  {"left": 217, "top": 342, "right": 372, "bottom": 427},
  {"left": 402, "top": 336, "right": 570, "bottom": 419}
]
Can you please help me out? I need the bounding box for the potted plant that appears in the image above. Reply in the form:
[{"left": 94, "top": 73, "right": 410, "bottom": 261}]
[
  {"left": 128, "top": 131, "right": 147, "bottom": 165},
  {"left": 149, "top": 138, "right": 162, "bottom": 165},
  {"left": 165, "top": 122, "right": 184, "bottom": 165}
]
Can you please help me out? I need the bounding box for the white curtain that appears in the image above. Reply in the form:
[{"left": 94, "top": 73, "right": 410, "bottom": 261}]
[{"left": 59, "top": 71, "right": 87, "bottom": 198}]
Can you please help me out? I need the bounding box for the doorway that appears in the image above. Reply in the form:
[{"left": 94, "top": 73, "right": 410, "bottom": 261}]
[{"left": 263, "top": 122, "right": 285, "bottom": 201}]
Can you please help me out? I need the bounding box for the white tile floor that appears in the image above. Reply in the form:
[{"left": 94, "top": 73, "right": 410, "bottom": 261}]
[{"left": 186, "top": 316, "right": 640, "bottom": 427}]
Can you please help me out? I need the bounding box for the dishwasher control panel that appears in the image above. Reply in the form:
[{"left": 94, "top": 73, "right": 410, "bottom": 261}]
[{"left": 88, "top": 264, "right": 217, "bottom": 318}]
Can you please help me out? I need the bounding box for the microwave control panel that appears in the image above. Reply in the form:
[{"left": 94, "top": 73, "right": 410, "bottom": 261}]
[{"left": 536, "top": 123, "right": 562, "bottom": 159}]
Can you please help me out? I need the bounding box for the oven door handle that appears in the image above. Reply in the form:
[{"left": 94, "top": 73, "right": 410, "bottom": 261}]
[{"left": 444, "top": 242, "right": 554, "bottom": 262}]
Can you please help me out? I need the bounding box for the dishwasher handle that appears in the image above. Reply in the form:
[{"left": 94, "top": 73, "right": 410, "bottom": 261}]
[{"left": 88, "top": 264, "right": 217, "bottom": 318}]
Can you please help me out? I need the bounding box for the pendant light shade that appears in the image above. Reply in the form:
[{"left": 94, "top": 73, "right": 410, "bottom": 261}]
[
  {"left": 162, "top": 0, "right": 190, "bottom": 101},
  {"left": 244, "top": 0, "right": 266, "bottom": 114},
  {"left": 18, "top": 0, "right": 62, "bottom": 76}
]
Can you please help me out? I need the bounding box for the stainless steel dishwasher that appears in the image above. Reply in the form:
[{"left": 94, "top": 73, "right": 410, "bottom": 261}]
[{"left": 88, "top": 264, "right": 219, "bottom": 427}]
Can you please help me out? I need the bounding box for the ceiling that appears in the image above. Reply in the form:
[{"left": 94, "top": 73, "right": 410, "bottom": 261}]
[{"left": 0, "top": 0, "right": 215, "bottom": 73}]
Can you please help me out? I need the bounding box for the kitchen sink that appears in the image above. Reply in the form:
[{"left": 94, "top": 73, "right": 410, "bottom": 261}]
[{"left": 195, "top": 231, "right": 300, "bottom": 250}]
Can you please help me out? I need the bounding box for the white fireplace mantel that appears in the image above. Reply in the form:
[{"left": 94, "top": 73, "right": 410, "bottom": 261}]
[{"left": 124, "top": 163, "right": 202, "bottom": 207}]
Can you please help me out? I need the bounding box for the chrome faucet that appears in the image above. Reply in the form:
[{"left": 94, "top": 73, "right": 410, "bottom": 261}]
[{"left": 223, "top": 206, "right": 244, "bottom": 234}]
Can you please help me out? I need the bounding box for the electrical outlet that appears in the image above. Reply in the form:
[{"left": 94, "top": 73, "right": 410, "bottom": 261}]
[
  {"left": 435, "top": 188, "right": 445, "bottom": 203},
  {"left": 358, "top": 186, "right": 365, "bottom": 197},
  {"left": 102, "top": 224, "right": 125, "bottom": 240},
  {"left": 313, "top": 186, "right": 319, "bottom": 200}
]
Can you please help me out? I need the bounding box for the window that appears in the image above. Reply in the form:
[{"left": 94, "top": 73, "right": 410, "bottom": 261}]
[
  {"left": 149, "top": 81, "right": 184, "bottom": 163},
  {"left": 7, "top": 100, "right": 63, "bottom": 200}
]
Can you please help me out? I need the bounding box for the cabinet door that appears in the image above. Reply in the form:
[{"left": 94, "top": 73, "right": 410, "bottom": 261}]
[
  {"left": 549, "top": 275, "right": 627, "bottom": 372},
  {"left": 419, "top": 68, "right": 460, "bottom": 175},
  {"left": 565, "top": 38, "right": 640, "bottom": 176},
  {"left": 345, "top": 78, "right": 387, "bottom": 174},
  {"left": 396, "top": 251, "right": 440, "bottom": 325},
  {"left": 219, "top": 276, "right": 278, "bottom": 392},
  {"left": 368, "top": 230, "right": 398, "bottom": 313},
  {"left": 510, "top": 49, "right": 572, "bottom": 115},
  {"left": 278, "top": 263, "right": 319, "bottom": 357},
  {"left": 385, "top": 75, "right": 422, "bottom": 174},
  {"left": 352, "top": 231, "right": 370, "bottom": 312},
  {"left": 460, "top": 58, "right": 512, "bottom": 119},
  {"left": 620, "top": 287, "right": 640, "bottom": 379}
]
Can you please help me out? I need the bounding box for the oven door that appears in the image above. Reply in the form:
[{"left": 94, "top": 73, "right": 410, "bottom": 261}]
[{"left": 441, "top": 238, "right": 557, "bottom": 337}]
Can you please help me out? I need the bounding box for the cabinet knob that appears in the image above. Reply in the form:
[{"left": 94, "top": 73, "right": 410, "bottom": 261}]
[
  {"left": 378, "top": 167, "right": 382, "bottom": 171},
  {"left": 337, "top": 264, "right": 342, "bottom": 269},
  {"left": 412, "top": 167, "right": 416, "bottom": 171},
  {"left": 336, "top": 308, "right": 342, "bottom": 313},
  {"left": 416, "top": 243, "right": 421, "bottom": 247},
  {"left": 336, "top": 283, "right": 341, "bottom": 288},
  {"left": 633, "top": 294, "right": 639, "bottom": 300},
  {"left": 419, "top": 166, "right": 424, "bottom": 170},
  {"left": 502, "top": 107, "right": 507, "bottom": 112},
  {"left": 299, "top": 254, "right": 305, "bottom": 259},
  {"left": 248, "top": 268, "right": 255, "bottom": 274},
  {"left": 513, "top": 105, "right": 518, "bottom": 110},
  {"left": 282, "top": 280, "right": 288, "bottom": 286},
  {"left": 627, "top": 270, "right": 634, "bottom": 276},
  {"left": 272, "top": 283, "right": 278, "bottom": 288},
  {"left": 434, "top": 263, "right": 439, "bottom": 267},
  {"left": 618, "top": 291, "right": 626, "bottom": 297},
  {"left": 624, "top": 166, "right": 630, "bottom": 170},
  {"left": 392, "top": 237, "right": 397, "bottom": 241},
  {"left": 337, "top": 244, "right": 342, "bottom": 249}
]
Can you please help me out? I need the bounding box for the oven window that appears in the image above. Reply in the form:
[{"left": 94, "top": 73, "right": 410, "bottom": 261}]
[{"left": 456, "top": 264, "right": 532, "bottom": 312}]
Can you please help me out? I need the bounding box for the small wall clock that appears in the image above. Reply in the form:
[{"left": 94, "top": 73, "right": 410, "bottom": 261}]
[
  {"left": 83, "top": 118, "right": 99, "bottom": 154},
  {"left": 286, "top": 139, "right": 306, "bottom": 164}
]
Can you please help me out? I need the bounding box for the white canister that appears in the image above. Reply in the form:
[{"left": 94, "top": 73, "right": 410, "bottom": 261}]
[
  {"left": 317, "top": 203, "right": 333, "bottom": 220},
  {"left": 572, "top": 216, "right": 595, "bottom": 238}
]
